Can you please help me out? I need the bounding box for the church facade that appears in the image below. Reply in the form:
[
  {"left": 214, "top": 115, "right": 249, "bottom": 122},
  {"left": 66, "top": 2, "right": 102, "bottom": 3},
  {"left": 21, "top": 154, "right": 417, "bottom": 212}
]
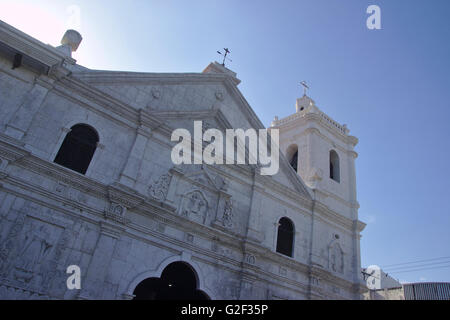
[{"left": 0, "top": 21, "right": 366, "bottom": 300}]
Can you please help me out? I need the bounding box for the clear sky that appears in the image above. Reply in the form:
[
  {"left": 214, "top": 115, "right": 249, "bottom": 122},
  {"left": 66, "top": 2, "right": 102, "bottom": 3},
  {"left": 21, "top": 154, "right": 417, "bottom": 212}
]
[{"left": 1, "top": 0, "right": 450, "bottom": 284}]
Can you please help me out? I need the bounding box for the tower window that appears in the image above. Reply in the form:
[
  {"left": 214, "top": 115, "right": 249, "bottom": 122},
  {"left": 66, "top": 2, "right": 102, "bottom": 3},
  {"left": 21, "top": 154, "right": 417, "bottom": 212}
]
[
  {"left": 329, "top": 150, "right": 340, "bottom": 182},
  {"left": 286, "top": 144, "right": 299, "bottom": 173},
  {"left": 276, "top": 217, "right": 295, "bottom": 257},
  {"left": 289, "top": 150, "right": 298, "bottom": 172},
  {"left": 54, "top": 124, "right": 99, "bottom": 174}
]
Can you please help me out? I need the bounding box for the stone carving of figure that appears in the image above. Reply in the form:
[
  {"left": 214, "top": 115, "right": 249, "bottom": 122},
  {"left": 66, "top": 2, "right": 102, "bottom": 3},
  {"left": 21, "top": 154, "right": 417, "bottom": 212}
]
[
  {"left": 113, "top": 204, "right": 124, "bottom": 216},
  {"left": 330, "top": 243, "right": 344, "bottom": 273},
  {"left": 181, "top": 191, "right": 208, "bottom": 224},
  {"left": 14, "top": 225, "right": 53, "bottom": 282},
  {"left": 149, "top": 173, "right": 172, "bottom": 201},
  {"left": 185, "top": 192, "right": 205, "bottom": 215},
  {"left": 222, "top": 199, "right": 234, "bottom": 228}
]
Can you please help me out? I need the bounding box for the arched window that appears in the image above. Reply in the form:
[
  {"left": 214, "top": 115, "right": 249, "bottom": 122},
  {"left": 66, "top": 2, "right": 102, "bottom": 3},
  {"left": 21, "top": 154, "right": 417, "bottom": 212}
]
[
  {"left": 276, "top": 217, "right": 295, "bottom": 257},
  {"left": 289, "top": 150, "right": 298, "bottom": 172},
  {"left": 329, "top": 150, "right": 340, "bottom": 183},
  {"left": 54, "top": 124, "right": 99, "bottom": 174},
  {"left": 286, "top": 145, "right": 298, "bottom": 172}
]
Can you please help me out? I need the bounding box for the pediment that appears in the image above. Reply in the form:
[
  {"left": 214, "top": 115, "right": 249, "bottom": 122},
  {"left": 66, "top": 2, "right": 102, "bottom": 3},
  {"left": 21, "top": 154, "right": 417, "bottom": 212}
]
[
  {"left": 148, "top": 108, "right": 232, "bottom": 136},
  {"left": 73, "top": 70, "right": 312, "bottom": 200},
  {"left": 172, "top": 164, "right": 228, "bottom": 193}
]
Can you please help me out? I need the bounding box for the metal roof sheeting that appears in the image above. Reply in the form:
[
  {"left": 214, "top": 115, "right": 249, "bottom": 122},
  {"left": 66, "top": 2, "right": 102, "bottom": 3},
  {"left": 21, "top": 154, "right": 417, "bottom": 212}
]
[{"left": 404, "top": 282, "right": 450, "bottom": 300}]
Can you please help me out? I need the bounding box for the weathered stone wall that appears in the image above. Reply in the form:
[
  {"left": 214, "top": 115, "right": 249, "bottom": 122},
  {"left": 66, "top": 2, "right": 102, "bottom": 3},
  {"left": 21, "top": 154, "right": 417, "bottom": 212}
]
[{"left": 0, "top": 21, "right": 366, "bottom": 300}]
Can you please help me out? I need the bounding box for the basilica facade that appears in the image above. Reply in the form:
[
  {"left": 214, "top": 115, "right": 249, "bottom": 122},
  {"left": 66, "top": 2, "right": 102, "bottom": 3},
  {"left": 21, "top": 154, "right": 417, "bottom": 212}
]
[{"left": 0, "top": 21, "right": 366, "bottom": 299}]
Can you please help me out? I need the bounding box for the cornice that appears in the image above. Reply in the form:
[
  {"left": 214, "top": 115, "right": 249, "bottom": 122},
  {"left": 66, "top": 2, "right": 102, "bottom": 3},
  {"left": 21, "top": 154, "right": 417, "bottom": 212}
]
[
  {"left": 309, "top": 265, "right": 358, "bottom": 292},
  {"left": 315, "top": 188, "right": 360, "bottom": 210},
  {"left": 273, "top": 111, "right": 359, "bottom": 148},
  {"left": 0, "top": 21, "right": 66, "bottom": 68},
  {"left": 313, "top": 200, "right": 356, "bottom": 231},
  {"left": 72, "top": 69, "right": 266, "bottom": 134},
  {"left": 0, "top": 140, "right": 363, "bottom": 297},
  {"left": 49, "top": 75, "right": 176, "bottom": 140}
]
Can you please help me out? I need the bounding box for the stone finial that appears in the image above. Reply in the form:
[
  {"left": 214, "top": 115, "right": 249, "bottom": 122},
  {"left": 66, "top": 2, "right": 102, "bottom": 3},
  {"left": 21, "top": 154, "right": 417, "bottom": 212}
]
[
  {"left": 61, "top": 29, "right": 82, "bottom": 52},
  {"left": 271, "top": 116, "right": 279, "bottom": 127},
  {"left": 202, "top": 62, "right": 241, "bottom": 86}
]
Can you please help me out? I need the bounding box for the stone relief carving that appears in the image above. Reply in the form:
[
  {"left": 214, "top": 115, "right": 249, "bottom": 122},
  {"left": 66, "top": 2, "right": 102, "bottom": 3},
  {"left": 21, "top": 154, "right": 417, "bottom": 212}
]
[
  {"left": 156, "top": 222, "right": 166, "bottom": 233},
  {"left": 0, "top": 214, "right": 26, "bottom": 278},
  {"left": 0, "top": 158, "right": 8, "bottom": 179},
  {"left": 211, "top": 238, "right": 234, "bottom": 258},
  {"left": 53, "top": 181, "right": 87, "bottom": 205},
  {"left": 185, "top": 233, "right": 194, "bottom": 243},
  {"left": 112, "top": 203, "right": 125, "bottom": 216},
  {"left": 215, "top": 90, "right": 224, "bottom": 101},
  {"left": 222, "top": 198, "right": 234, "bottom": 228},
  {"left": 54, "top": 182, "right": 68, "bottom": 195},
  {"left": 329, "top": 242, "right": 344, "bottom": 274},
  {"left": 311, "top": 276, "right": 320, "bottom": 286},
  {"left": 173, "top": 164, "right": 228, "bottom": 190},
  {"left": 148, "top": 173, "right": 172, "bottom": 201},
  {"left": 179, "top": 190, "right": 208, "bottom": 225},
  {"left": 104, "top": 202, "right": 130, "bottom": 224},
  {"left": 151, "top": 88, "right": 161, "bottom": 99},
  {"left": 0, "top": 213, "right": 69, "bottom": 295},
  {"left": 13, "top": 225, "right": 53, "bottom": 283},
  {"left": 245, "top": 253, "right": 256, "bottom": 265},
  {"left": 202, "top": 121, "right": 214, "bottom": 135}
]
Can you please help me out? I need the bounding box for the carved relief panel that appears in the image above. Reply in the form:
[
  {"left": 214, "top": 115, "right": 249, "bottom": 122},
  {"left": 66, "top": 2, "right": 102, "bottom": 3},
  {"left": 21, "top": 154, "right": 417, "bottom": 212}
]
[
  {"left": 328, "top": 240, "right": 344, "bottom": 274},
  {"left": 150, "top": 164, "right": 235, "bottom": 230},
  {"left": 179, "top": 190, "right": 209, "bottom": 225},
  {"left": 0, "top": 214, "right": 67, "bottom": 293}
]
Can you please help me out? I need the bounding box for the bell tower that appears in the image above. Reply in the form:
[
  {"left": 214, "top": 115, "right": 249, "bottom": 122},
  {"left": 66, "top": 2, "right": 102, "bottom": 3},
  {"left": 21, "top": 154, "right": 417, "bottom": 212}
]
[{"left": 271, "top": 92, "right": 359, "bottom": 221}]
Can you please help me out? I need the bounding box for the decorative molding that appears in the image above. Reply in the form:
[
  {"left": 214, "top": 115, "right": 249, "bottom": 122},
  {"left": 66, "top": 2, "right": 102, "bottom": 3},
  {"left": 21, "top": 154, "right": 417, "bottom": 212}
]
[
  {"left": 215, "top": 90, "right": 224, "bottom": 101},
  {"left": 104, "top": 202, "right": 130, "bottom": 225},
  {"left": 221, "top": 198, "right": 234, "bottom": 228},
  {"left": 107, "top": 182, "right": 145, "bottom": 209},
  {"left": 151, "top": 88, "right": 161, "bottom": 100}
]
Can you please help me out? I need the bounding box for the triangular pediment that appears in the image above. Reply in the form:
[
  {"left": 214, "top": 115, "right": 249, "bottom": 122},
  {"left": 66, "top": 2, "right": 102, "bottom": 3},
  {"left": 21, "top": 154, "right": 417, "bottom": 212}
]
[
  {"left": 173, "top": 164, "right": 227, "bottom": 193},
  {"left": 72, "top": 69, "right": 312, "bottom": 200}
]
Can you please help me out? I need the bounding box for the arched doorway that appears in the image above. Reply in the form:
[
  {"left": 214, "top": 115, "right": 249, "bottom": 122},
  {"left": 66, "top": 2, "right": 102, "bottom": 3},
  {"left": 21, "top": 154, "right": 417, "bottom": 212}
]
[{"left": 133, "top": 261, "right": 210, "bottom": 300}]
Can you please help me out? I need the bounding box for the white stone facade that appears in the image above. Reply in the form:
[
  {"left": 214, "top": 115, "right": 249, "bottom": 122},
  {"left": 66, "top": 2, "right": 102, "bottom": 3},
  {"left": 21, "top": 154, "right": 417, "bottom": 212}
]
[
  {"left": 0, "top": 20, "right": 366, "bottom": 300},
  {"left": 363, "top": 265, "right": 401, "bottom": 290}
]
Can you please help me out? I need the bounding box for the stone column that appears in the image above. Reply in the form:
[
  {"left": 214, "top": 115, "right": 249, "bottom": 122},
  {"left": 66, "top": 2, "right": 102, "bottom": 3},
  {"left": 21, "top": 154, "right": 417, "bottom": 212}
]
[
  {"left": 245, "top": 172, "right": 264, "bottom": 243},
  {"left": 5, "top": 77, "right": 52, "bottom": 140},
  {"left": 78, "top": 221, "right": 124, "bottom": 300},
  {"left": 119, "top": 125, "right": 151, "bottom": 188}
]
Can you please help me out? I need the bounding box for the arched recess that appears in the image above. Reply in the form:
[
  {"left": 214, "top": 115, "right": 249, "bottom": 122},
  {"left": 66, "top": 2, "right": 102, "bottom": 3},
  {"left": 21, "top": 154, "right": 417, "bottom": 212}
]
[
  {"left": 286, "top": 144, "right": 299, "bottom": 172},
  {"left": 328, "top": 241, "right": 344, "bottom": 274},
  {"left": 126, "top": 253, "right": 214, "bottom": 300},
  {"left": 53, "top": 123, "right": 99, "bottom": 174},
  {"left": 276, "top": 217, "right": 295, "bottom": 257},
  {"left": 329, "top": 149, "right": 340, "bottom": 182}
]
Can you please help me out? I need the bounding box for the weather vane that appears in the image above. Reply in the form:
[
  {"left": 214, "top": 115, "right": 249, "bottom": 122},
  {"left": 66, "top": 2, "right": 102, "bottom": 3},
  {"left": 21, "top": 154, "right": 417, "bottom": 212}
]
[
  {"left": 300, "top": 81, "right": 309, "bottom": 96},
  {"left": 217, "top": 48, "right": 232, "bottom": 67}
]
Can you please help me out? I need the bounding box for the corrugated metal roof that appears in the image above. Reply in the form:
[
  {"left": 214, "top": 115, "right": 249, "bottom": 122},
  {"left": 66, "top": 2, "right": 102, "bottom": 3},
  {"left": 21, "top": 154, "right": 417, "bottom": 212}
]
[{"left": 404, "top": 282, "right": 450, "bottom": 300}]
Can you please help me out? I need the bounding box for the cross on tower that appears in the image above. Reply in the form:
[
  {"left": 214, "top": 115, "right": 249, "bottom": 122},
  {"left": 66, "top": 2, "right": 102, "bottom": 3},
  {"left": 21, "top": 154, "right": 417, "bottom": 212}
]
[
  {"left": 217, "top": 48, "right": 232, "bottom": 67},
  {"left": 300, "top": 81, "right": 309, "bottom": 96}
]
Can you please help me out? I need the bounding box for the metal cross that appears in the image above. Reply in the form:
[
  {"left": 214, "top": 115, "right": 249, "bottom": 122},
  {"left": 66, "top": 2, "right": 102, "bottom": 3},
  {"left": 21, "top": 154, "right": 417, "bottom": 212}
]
[
  {"left": 217, "top": 48, "right": 232, "bottom": 67},
  {"left": 300, "top": 81, "right": 309, "bottom": 96}
]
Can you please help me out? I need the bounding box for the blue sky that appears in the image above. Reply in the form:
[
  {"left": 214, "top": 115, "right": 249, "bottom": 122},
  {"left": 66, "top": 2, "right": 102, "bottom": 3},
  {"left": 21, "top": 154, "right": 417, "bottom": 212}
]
[{"left": 2, "top": 0, "right": 450, "bottom": 283}]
